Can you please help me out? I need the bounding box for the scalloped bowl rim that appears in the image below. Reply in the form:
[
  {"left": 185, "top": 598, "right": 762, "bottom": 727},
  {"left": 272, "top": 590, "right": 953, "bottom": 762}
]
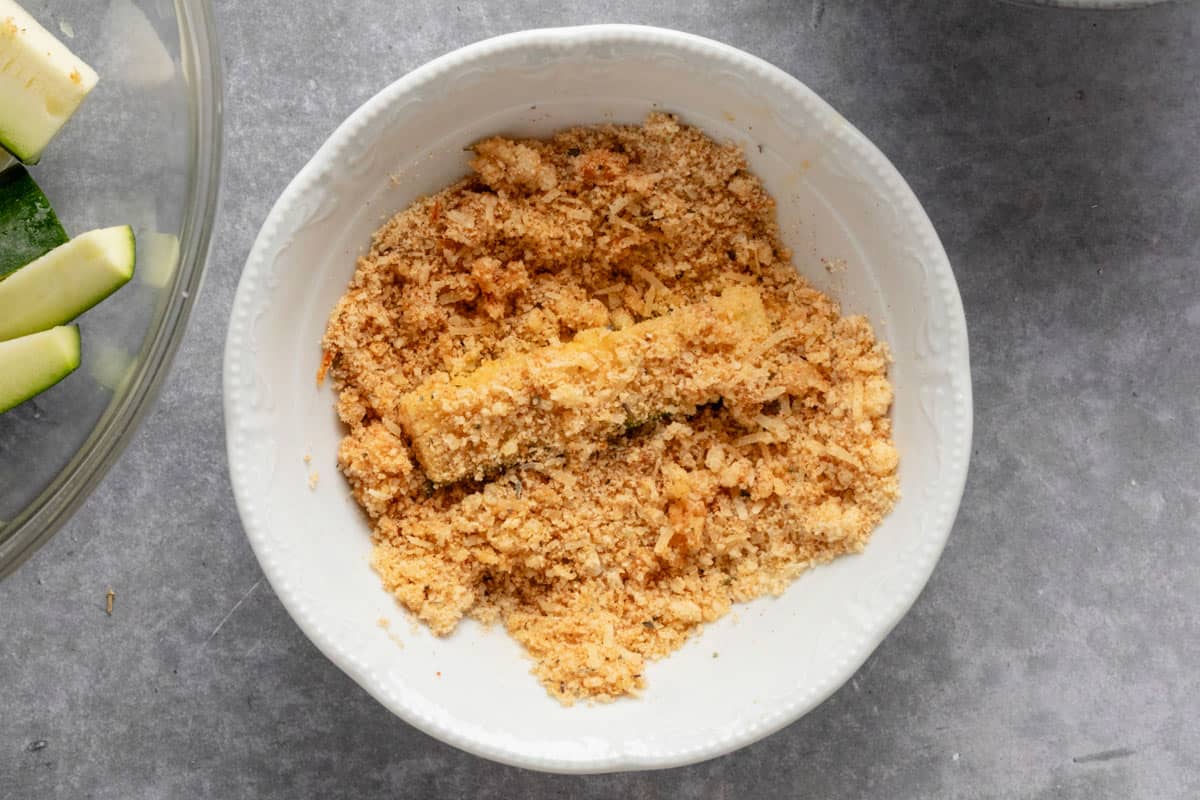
[{"left": 224, "top": 25, "right": 972, "bottom": 773}]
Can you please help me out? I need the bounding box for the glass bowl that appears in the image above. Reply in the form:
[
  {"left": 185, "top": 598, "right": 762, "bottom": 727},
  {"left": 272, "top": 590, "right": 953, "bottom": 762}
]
[{"left": 0, "top": 0, "right": 221, "bottom": 577}]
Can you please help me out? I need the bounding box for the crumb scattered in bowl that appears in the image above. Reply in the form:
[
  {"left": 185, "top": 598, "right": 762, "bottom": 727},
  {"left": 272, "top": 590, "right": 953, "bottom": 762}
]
[{"left": 322, "top": 113, "right": 899, "bottom": 705}]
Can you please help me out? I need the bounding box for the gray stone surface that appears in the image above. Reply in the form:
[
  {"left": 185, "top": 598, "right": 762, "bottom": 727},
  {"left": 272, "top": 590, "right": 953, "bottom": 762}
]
[{"left": 3, "top": 0, "right": 1199, "bottom": 797}]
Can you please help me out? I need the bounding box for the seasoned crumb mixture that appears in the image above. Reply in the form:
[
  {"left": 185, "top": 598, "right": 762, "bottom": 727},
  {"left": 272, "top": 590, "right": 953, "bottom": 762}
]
[{"left": 322, "top": 113, "right": 899, "bottom": 704}]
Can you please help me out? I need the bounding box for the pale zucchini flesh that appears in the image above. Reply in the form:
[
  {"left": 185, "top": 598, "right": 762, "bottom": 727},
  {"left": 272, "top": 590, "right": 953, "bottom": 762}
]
[
  {"left": 0, "top": 225, "right": 136, "bottom": 341},
  {"left": 0, "top": 324, "right": 80, "bottom": 412},
  {"left": 0, "top": 0, "right": 99, "bottom": 163}
]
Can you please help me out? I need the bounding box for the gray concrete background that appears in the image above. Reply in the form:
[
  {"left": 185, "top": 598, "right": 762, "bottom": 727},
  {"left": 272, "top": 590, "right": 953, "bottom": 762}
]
[{"left": 3, "top": 1, "right": 1199, "bottom": 797}]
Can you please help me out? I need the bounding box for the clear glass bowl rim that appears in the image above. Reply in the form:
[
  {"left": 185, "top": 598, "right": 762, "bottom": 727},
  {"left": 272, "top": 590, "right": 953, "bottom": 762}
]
[{"left": 0, "top": 0, "right": 224, "bottom": 578}]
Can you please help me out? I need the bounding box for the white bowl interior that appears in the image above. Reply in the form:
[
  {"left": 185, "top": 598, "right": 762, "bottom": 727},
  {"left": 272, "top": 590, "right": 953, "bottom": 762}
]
[{"left": 226, "top": 27, "right": 970, "bottom": 773}]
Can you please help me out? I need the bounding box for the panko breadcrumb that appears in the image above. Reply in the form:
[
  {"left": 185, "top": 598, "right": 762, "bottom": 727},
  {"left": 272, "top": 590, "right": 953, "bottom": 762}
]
[{"left": 322, "top": 113, "right": 899, "bottom": 705}]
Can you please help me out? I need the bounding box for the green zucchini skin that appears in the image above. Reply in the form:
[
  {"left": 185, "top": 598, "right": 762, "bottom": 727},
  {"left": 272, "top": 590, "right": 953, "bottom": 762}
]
[{"left": 0, "top": 166, "right": 69, "bottom": 279}]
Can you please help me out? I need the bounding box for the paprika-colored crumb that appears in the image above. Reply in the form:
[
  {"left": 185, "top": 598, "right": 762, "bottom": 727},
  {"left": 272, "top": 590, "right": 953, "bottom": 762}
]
[{"left": 322, "top": 113, "right": 899, "bottom": 705}]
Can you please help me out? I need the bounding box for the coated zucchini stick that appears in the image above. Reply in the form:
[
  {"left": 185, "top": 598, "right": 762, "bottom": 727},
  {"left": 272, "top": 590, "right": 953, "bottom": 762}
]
[{"left": 397, "top": 286, "right": 770, "bottom": 483}]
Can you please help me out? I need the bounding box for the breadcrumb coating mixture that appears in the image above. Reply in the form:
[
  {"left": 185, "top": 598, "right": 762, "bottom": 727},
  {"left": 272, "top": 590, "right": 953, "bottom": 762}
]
[{"left": 322, "top": 113, "right": 899, "bottom": 704}]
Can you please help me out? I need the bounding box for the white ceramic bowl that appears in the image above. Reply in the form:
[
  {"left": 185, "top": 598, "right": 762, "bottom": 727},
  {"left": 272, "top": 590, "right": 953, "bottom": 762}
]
[{"left": 224, "top": 25, "right": 972, "bottom": 773}]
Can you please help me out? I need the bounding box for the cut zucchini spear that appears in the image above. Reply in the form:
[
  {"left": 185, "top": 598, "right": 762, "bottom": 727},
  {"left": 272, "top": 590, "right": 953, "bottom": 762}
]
[
  {"left": 0, "top": 0, "right": 99, "bottom": 164},
  {"left": 0, "top": 164, "right": 69, "bottom": 278},
  {"left": 0, "top": 325, "right": 80, "bottom": 413},
  {"left": 0, "top": 226, "right": 135, "bottom": 341}
]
